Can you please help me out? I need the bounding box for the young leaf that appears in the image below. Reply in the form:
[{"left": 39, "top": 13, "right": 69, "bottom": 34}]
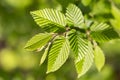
[
  {"left": 91, "top": 28, "right": 119, "bottom": 43},
  {"left": 31, "top": 9, "right": 66, "bottom": 32},
  {"left": 24, "top": 33, "right": 52, "bottom": 51},
  {"left": 94, "top": 46, "right": 105, "bottom": 71},
  {"left": 66, "top": 4, "right": 84, "bottom": 28},
  {"left": 90, "top": 22, "right": 110, "bottom": 31},
  {"left": 75, "top": 42, "right": 94, "bottom": 78},
  {"left": 68, "top": 29, "right": 88, "bottom": 62},
  {"left": 40, "top": 42, "right": 51, "bottom": 66},
  {"left": 47, "top": 36, "right": 70, "bottom": 73}
]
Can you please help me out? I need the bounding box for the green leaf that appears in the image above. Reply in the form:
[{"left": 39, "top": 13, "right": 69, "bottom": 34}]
[
  {"left": 68, "top": 30, "right": 94, "bottom": 77},
  {"left": 24, "top": 33, "right": 52, "bottom": 51},
  {"left": 68, "top": 30, "right": 88, "bottom": 62},
  {"left": 94, "top": 46, "right": 105, "bottom": 71},
  {"left": 47, "top": 36, "right": 70, "bottom": 73},
  {"left": 31, "top": 9, "right": 66, "bottom": 32},
  {"left": 110, "top": 19, "right": 120, "bottom": 31},
  {"left": 110, "top": 5, "right": 120, "bottom": 31},
  {"left": 91, "top": 28, "right": 119, "bottom": 43},
  {"left": 111, "top": 4, "right": 120, "bottom": 21},
  {"left": 90, "top": 22, "right": 110, "bottom": 31},
  {"left": 90, "top": 22, "right": 119, "bottom": 42},
  {"left": 75, "top": 42, "right": 94, "bottom": 78},
  {"left": 40, "top": 42, "right": 51, "bottom": 65},
  {"left": 66, "top": 4, "right": 84, "bottom": 28},
  {"left": 81, "top": 0, "right": 92, "bottom": 6}
]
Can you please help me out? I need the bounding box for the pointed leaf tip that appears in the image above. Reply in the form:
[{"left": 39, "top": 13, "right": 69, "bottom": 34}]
[{"left": 40, "top": 42, "right": 51, "bottom": 66}]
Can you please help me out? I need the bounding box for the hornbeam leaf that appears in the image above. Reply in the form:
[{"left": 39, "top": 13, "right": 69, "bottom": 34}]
[
  {"left": 76, "top": 42, "right": 94, "bottom": 78},
  {"left": 40, "top": 42, "right": 51, "bottom": 65},
  {"left": 94, "top": 46, "right": 105, "bottom": 71},
  {"left": 31, "top": 9, "right": 66, "bottom": 32},
  {"left": 66, "top": 4, "right": 84, "bottom": 28},
  {"left": 90, "top": 22, "right": 119, "bottom": 42},
  {"left": 24, "top": 33, "right": 52, "bottom": 51},
  {"left": 91, "top": 28, "right": 119, "bottom": 43},
  {"left": 68, "top": 29, "right": 88, "bottom": 62},
  {"left": 90, "top": 22, "right": 110, "bottom": 31},
  {"left": 47, "top": 36, "right": 70, "bottom": 73}
]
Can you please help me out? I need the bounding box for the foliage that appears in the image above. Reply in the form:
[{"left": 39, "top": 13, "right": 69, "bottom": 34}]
[
  {"left": 94, "top": 46, "right": 105, "bottom": 71},
  {"left": 25, "top": 3, "right": 120, "bottom": 78},
  {"left": 0, "top": 0, "right": 120, "bottom": 79}
]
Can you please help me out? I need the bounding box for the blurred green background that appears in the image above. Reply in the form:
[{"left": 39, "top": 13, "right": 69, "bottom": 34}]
[{"left": 0, "top": 0, "right": 120, "bottom": 80}]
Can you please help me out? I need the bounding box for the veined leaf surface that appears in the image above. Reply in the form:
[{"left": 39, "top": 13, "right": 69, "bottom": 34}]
[
  {"left": 47, "top": 36, "right": 70, "bottom": 73},
  {"left": 66, "top": 4, "right": 84, "bottom": 28},
  {"left": 90, "top": 22, "right": 110, "bottom": 31},
  {"left": 24, "top": 33, "right": 52, "bottom": 51},
  {"left": 68, "top": 29, "right": 88, "bottom": 62},
  {"left": 91, "top": 28, "right": 119, "bottom": 43},
  {"left": 75, "top": 42, "right": 94, "bottom": 78},
  {"left": 31, "top": 9, "right": 66, "bottom": 32}
]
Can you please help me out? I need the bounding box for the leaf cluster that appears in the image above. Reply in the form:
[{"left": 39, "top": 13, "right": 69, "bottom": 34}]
[{"left": 25, "top": 4, "right": 119, "bottom": 78}]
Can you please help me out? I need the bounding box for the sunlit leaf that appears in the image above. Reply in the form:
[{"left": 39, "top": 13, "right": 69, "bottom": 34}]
[
  {"left": 75, "top": 42, "right": 94, "bottom": 78},
  {"left": 68, "top": 29, "right": 88, "bottom": 62},
  {"left": 110, "top": 5, "right": 120, "bottom": 31},
  {"left": 24, "top": 33, "right": 52, "bottom": 51},
  {"left": 31, "top": 9, "right": 66, "bottom": 32},
  {"left": 91, "top": 28, "right": 119, "bottom": 43},
  {"left": 111, "top": 4, "right": 120, "bottom": 21},
  {"left": 47, "top": 36, "right": 70, "bottom": 73},
  {"left": 90, "top": 22, "right": 110, "bottom": 31},
  {"left": 94, "top": 46, "right": 105, "bottom": 71},
  {"left": 40, "top": 42, "right": 51, "bottom": 65},
  {"left": 66, "top": 4, "right": 84, "bottom": 28},
  {"left": 68, "top": 29, "right": 94, "bottom": 78}
]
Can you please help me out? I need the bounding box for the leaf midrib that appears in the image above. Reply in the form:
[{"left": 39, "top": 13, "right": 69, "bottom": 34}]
[{"left": 31, "top": 12, "right": 66, "bottom": 29}]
